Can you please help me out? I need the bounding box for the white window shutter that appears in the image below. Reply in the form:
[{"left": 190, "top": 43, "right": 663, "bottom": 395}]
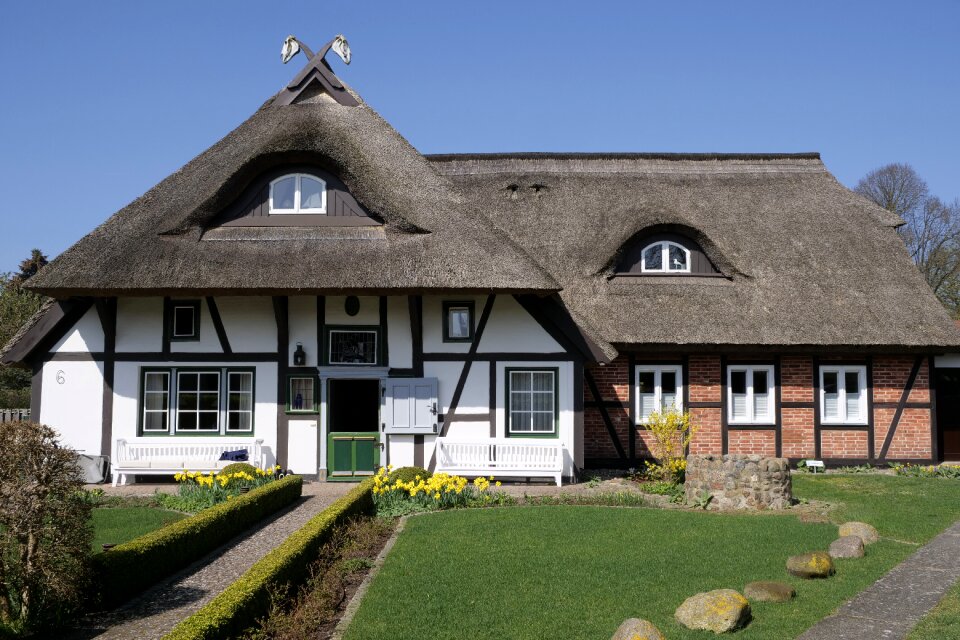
[{"left": 382, "top": 378, "right": 439, "bottom": 434}]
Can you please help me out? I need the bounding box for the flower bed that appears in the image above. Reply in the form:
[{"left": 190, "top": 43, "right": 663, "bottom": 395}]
[
  {"left": 372, "top": 467, "right": 510, "bottom": 516},
  {"left": 156, "top": 464, "right": 282, "bottom": 512}
]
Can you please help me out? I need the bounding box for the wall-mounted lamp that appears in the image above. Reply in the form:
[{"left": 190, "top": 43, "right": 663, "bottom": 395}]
[{"left": 293, "top": 342, "right": 307, "bottom": 366}]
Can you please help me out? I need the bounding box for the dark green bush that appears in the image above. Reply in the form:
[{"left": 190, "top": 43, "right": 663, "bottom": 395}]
[
  {"left": 92, "top": 475, "right": 302, "bottom": 609},
  {"left": 218, "top": 462, "right": 258, "bottom": 476},
  {"left": 162, "top": 478, "right": 374, "bottom": 640},
  {"left": 387, "top": 466, "right": 430, "bottom": 484}
]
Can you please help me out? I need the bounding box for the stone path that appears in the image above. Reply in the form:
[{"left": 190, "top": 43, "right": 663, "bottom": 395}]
[
  {"left": 798, "top": 520, "right": 960, "bottom": 640},
  {"left": 70, "top": 482, "right": 353, "bottom": 640}
]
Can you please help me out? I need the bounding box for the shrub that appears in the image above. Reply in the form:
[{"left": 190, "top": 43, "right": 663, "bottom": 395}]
[
  {"left": 93, "top": 475, "right": 302, "bottom": 609},
  {"left": 387, "top": 465, "right": 430, "bottom": 484},
  {"left": 643, "top": 410, "right": 698, "bottom": 482},
  {"left": 162, "top": 479, "right": 375, "bottom": 640},
  {"left": 372, "top": 467, "right": 506, "bottom": 516},
  {"left": 156, "top": 466, "right": 282, "bottom": 512},
  {"left": 220, "top": 462, "right": 258, "bottom": 477},
  {"left": 0, "top": 421, "right": 91, "bottom": 634}
]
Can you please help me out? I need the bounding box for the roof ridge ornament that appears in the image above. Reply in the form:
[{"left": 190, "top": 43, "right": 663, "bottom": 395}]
[{"left": 275, "top": 34, "right": 358, "bottom": 107}]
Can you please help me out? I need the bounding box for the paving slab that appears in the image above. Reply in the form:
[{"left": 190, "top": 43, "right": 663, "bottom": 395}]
[
  {"left": 797, "top": 520, "right": 960, "bottom": 640},
  {"left": 68, "top": 481, "right": 354, "bottom": 640}
]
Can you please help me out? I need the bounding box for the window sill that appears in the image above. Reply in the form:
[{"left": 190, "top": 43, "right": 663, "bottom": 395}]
[
  {"left": 286, "top": 411, "right": 319, "bottom": 416},
  {"left": 506, "top": 432, "right": 559, "bottom": 438}
]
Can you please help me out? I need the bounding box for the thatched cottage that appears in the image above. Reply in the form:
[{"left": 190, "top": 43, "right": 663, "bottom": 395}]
[{"left": 4, "top": 41, "right": 959, "bottom": 483}]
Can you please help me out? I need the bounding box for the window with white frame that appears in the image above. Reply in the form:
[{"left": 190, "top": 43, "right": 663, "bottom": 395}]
[
  {"left": 139, "top": 367, "right": 255, "bottom": 435},
  {"left": 727, "top": 365, "right": 775, "bottom": 424},
  {"left": 820, "top": 365, "right": 867, "bottom": 424},
  {"left": 268, "top": 173, "right": 327, "bottom": 214},
  {"left": 641, "top": 240, "right": 691, "bottom": 273},
  {"left": 507, "top": 369, "right": 558, "bottom": 436},
  {"left": 636, "top": 365, "right": 683, "bottom": 423}
]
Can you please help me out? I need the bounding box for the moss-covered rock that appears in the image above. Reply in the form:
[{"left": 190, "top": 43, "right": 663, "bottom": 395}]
[
  {"left": 610, "top": 618, "right": 664, "bottom": 640},
  {"left": 744, "top": 580, "right": 795, "bottom": 602},
  {"left": 786, "top": 551, "right": 835, "bottom": 578},
  {"left": 675, "top": 589, "right": 751, "bottom": 633},
  {"left": 839, "top": 521, "right": 879, "bottom": 545}
]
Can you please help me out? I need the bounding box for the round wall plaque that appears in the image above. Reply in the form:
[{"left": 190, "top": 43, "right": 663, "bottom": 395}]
[{"left": 344, "top": 296, "right": 360, "bottom": 317}]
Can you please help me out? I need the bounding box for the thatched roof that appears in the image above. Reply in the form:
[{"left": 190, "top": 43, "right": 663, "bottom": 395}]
[
  {"left": 25, "top": 78, "right": 558, "bottom": 297},
  {"left": 431, "top": 153, "right": 960, "bottom": 350}
]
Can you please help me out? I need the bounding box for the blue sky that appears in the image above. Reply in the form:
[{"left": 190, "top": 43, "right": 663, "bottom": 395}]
[{"left": 1, "top": 1, "right": 957, "bottom": 272}]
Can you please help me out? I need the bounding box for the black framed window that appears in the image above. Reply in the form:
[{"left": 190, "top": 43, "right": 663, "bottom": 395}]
[
  {"left": 138, "top": 367, "right": 256, "bottom": 435},
  {"left": 167, "top": 299, "right": 201, "bottom": 341},
  {"left": 506, "top": 368, "right": 559, "bottom": 437},
  {"left": 442, "top": 301, "right": 475, "bottom": 342},
  {"left": 287, "top": 374, "right": 319, "bottom": 414},
  {"left": 227, "top": 371, "right": 255, "bottom": 432},
  {"left": 325, "top": 326, "right": 380, "bottom": 365}
]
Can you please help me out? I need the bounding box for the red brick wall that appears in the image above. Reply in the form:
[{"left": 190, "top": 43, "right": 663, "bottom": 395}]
[{"left": 583, "top": 353, "right": 933, "bottom": 466}]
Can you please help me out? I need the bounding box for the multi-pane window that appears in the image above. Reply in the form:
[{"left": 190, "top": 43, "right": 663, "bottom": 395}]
[
  {"left": 327, "top": 329, "right": 379, "bottom": 365},
  {"left": 142, "top": 371, "right": 170, "bottom": 432},
  {"left": 227, "top": 371, "right": 254, "bottom": 432},
  {"left": 636, "top": 365, "right": 683, "bottom": 423},
  {"left": 443, "top": 301, "right": 474, "bottom": 342},
  {"left": 728, "top": 365, "right": 775, "bottom": 424},
  {"left": 269, "top": 173, "right": 327, "bottom": 214},
  {"left": 139, "top": 368, "right": 255, "bottom": 435},
  {"left": 176, "top": 371, "right": 221, "bottom": 432},
  {"left": 507, "top": 369, "right": 558, "bottom": 436},
  {"left": 288, "top": 376, "right": 317, "bottom": 414},
  {"left": 820, "top": 365, "right": 867, "bottom": 424},
  {"left": 641, "top": 240, "right": 690, "bottom": 273}
]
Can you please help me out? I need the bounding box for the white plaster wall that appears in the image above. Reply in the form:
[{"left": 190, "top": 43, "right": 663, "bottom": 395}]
[
  {"left": 444, "top": 421, "right": 492, "bottom": 441},
  {"left": 171, "top": 300, "right": 222, "bottom": 353},
  {"left": 387, "top": 296, "right": 413, "bottom": 369},
  {"left": 288, "top": 418, "right": 318, "bottom": 474},
  {"left": 478, "top": 296, "right": 562, "bottom": 353},
  {"left": 325, "top": 295, "right": 379, "bottom": 325},
  {"left": 40, "top": 360, "right": 103, "bottom": 454},
  {"left": 425, "top": 362, "right": 470, "bottom": 414},
  {"left": 288, "top": 296, "right": 318, "bottom": 367},
  {"left": 116, "top": 298, "right": 163, "bottom": 352},
  {"left": 51, "top": 307, "right": 104, "bottom": 352},
  {"left": 110, "top": 361, "right": 278, "bottom": 467},
  {"left": 217, "top": 297, "right": 276, "bottom": 352},
  {"left": 386, "top": 435, "right": 415, "bottom": 468}
]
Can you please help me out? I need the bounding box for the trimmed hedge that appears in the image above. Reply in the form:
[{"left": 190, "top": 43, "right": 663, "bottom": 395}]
[
  {"left": 93, "top": 475, "right": 303, "bottom": 609},
  {"left": 162, "top": 478, "right": 375, "bottom": 640}
]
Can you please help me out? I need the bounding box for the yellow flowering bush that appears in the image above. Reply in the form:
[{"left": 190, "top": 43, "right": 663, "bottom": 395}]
[
  {"left": 642, "top": 409, "right": 697, "bottom": 483},
  {"left": 372, "top": 466, "right": 508, "bottom": 516},
  {"left": 159, "top": 465, "right": 283, "bottom": 512}
]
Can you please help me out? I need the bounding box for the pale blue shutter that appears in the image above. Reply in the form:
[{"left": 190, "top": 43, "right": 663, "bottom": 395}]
[{"left": 382, "top": 378, "right": 439, "bottom": 434}]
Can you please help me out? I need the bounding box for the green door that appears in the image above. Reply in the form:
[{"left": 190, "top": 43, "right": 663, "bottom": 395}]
[{"left": 326, "top": 379, "right": 381, "bottom": 481}]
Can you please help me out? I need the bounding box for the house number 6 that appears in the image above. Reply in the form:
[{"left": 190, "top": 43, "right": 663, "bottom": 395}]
[{"left": 56, "top": 370, "right": 65, "bottom": 385}]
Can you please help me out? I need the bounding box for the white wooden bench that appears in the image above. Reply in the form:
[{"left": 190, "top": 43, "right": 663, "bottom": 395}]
[
  {"left": 112, "top": 439, "right": 264, "bottom": 486},
  {"left": 435, "top": 438, "right": 564, "bottom": 486}
]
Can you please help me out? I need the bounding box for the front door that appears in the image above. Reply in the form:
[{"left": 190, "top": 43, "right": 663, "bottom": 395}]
[
  {"left": 327, "top": 378, "right": 381, "bottom": 480},
  {"left": 935, "top": 369, "right": 960, "bottom": 461}
]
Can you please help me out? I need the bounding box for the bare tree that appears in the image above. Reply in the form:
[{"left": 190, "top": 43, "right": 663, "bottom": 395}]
[{"left": 855, "top": 164, "right": 960, "bottom": 316}]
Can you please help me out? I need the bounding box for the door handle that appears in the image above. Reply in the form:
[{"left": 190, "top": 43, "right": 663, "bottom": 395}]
[{"left": 430, "top": 402, "right": 438, "bottom": 415}]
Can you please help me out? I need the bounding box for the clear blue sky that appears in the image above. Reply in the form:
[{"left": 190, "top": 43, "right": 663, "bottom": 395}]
[{"left": 1, "top": 1, "right": 958, "bottom": 272}]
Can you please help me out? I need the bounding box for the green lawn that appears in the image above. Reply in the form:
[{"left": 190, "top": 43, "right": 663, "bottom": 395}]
[
  {"left": 345, "top": 475, "right": 960, "bottom": 640},
  {"left": 90, "top": 507, "right": 187, "bottom": 552}
]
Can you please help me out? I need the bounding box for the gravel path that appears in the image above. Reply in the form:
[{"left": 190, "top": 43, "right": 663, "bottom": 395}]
[
  {"left": 798, "top": 520, "right": 960, "bottom": 640},
  {"left": 70, "top": 482, "right": 353, "bottom": 640}
]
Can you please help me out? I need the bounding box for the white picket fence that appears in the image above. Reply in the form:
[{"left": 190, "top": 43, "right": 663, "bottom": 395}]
[
  {"left": 435, "top": 437, "right": 564, "bottom": 486},
  {"left": 0, "top": 409, "right": 30, "bottom": 424}
]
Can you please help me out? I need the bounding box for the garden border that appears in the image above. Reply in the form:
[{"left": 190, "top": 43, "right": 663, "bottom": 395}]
[
  {"left": 162, "top": 477, "right": 375, "bottom": 640},
  {"left": 92, "top": 474, "right": 303, "bottom": 609}
]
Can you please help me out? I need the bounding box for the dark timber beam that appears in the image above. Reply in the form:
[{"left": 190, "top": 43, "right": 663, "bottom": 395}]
[
  {"left": 206, "top": 297, "right": 232, "bottom": 354},
  {"left": 273, "top": 296, "right": 289, "bottom": 469},
  {"left": 878, "top": 356, "right": 925, "bottom": 461},
  {"left": 95, "top": 298, "right": 117, "bottom": 458},
  {"left": 584, "top": 369, "right": 628, "bottom": 461}
]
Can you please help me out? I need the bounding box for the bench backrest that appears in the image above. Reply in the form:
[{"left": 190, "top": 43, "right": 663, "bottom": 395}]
[
  {"left": 116, "top": 439, "right": 264, "bottom": 467},
  {"left": 437, "top": 438, "right": 562, "bottom": 471}
]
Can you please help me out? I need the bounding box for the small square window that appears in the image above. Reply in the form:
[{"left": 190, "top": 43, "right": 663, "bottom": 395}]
[
  {"left": 442, "top": 301, "right": 475, "bottom": 342},
  {"left": 168, "top": 300, "right": 200, "bottom": 341},
  {"left": 287, "top": 376, "right": 318, "bottom": 414}
]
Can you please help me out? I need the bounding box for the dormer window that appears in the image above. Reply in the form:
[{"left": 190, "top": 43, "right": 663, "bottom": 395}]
[
  {"left": 269, "top": 173, "right": 327, "bottom": 214},
  {"left": 641, "top": 240, "right": 690, "bottom": 273}
]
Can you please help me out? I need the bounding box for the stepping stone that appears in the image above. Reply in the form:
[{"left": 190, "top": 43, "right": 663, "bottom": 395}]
[
  {"left": 744, "top": 580, "right": 796, "bottom": 602},
  {"left": 787, "top": 552, "right": 835, "bottom": 578},
  {"left": 611, "top": 618, "right": 664, "bottom": 640},
  {"left": 839, "top": 521, "right": 879, "bottom": 544},
  {"left": 675, "top": 589, "right": 751, "bottom": 633},
  {"left": 829, "top": 535, "right": 865, "bottom": 559}
]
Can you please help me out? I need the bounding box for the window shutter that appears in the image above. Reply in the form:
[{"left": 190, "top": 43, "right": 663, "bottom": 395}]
[{"left": 382, "top": 378, "right": 439, "bottom": 434}]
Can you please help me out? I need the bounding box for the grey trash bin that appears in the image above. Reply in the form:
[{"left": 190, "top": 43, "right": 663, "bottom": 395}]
[{"left": 76, "top": 454, "right": 109, "bottom": 484}]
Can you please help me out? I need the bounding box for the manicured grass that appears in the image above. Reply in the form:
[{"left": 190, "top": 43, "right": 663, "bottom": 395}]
[
  {"left": 908, "top": 579, "right": 960, "bottom": 639},
  {"left": 90, "top": 507, "right": 187, "bottom": 552},
  {"left": 344, "top": 475, "right": 960, "bottom": 640}
]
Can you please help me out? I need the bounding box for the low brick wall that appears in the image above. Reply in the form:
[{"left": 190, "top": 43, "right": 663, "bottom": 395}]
[{"left": 684, "top": 454, "right": 792, "bottom": 510}]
